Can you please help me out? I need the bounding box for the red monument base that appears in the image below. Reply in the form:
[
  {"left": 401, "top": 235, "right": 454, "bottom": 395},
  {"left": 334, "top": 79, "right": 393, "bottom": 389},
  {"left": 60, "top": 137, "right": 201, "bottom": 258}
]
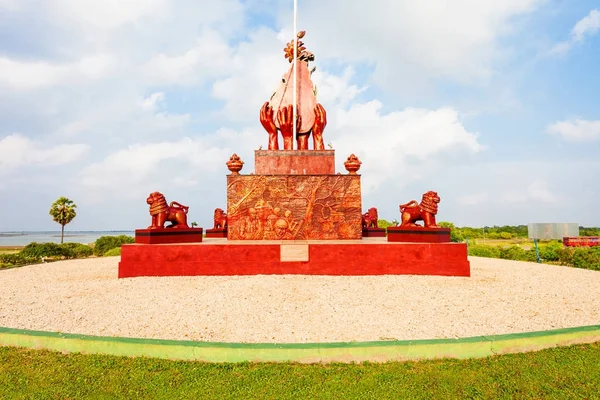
[
  {"left": 205, "top": 228, "right": 227, "bottom": 238},
  {"left": 118, "top": 239, "right": 470, "bottom": 278},
  {"left": 387, "top": 227, "right": 451, "bottom": 243},
  {"left": 362, "top": 228, "right": 386, "bottom": 237},
  {"left": 134, "top": 228, "right": 204, "bottom": 244}
]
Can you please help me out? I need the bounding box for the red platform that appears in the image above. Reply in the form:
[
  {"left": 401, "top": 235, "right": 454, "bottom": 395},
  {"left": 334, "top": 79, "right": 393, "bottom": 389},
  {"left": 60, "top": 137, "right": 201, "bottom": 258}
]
[
  {"left": 387, "top": 227, "right": 451, "bottom": 243},
  {"left": 254, "top": 150, "right": 335, "bottom": 175},
  {"left": 134, "top": 228, "right": 203, "bottom": 244},
  {"left": 362, "top": 228, "right": 386, "bottom": 237},
  {"left": 118, "top": 238, "right": 470, "bottom": 278},
  {"left": 205, "top": 229, "right": 227, "bottom": 238}
]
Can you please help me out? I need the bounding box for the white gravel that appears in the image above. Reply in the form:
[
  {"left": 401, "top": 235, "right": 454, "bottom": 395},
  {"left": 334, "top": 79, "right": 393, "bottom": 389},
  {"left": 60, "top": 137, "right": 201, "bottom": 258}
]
[{"left": 1, "top": 256, "right": 599, "bottom": 343}]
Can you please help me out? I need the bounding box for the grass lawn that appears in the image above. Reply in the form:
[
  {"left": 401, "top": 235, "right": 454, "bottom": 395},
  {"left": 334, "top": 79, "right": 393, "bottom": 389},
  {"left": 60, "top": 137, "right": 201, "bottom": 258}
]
[
  {"left": 0, "top": 246, "right": 23, "bottom": 255},
  {"left": 1, "top": 343, "right": 600, "bottom": 398}
]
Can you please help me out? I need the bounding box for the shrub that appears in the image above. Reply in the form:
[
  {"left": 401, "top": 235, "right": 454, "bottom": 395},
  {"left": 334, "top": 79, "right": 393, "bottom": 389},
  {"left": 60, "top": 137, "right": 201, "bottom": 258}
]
[
  {"left": 61, "top": 242, "right": 94, "bottom": 258},
  {"left": 438, "top": 222, "right": 464, "bottom": 242},
  {"left": 499, "top": 245, "right": 537, "bottom": 262},
  {"left": 20, "top": 242, "right": 74, "bottom": 259},
  {"left": 0, "top": 253, "right": 40, "bottom": 269},
  {"left": 468, "top": 245, "right": 501, "bottom": 258},
  {"left": 557, "top": 247, "right": 575, "bottom": 266},
  {"left": 499, "top": 232, "right": 513, "bottom": 239},
  {"left": 571, "top": 247, "right": 600, "bottom": 271},
  {"left": 93, "top": 235, "right": 134, "bottom": 256},
  {"left": 103, "top": 247, "right": 122, "bottom": 257},
  {"left": 539, "top": 241, "right": 562, "bottom": 262}
]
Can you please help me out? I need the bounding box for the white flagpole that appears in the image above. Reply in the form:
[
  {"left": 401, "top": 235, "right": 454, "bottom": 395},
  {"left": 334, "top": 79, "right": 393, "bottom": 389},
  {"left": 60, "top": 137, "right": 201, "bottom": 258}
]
[{"left": 293, "top": 0, "right": 298, "bottom": 145}]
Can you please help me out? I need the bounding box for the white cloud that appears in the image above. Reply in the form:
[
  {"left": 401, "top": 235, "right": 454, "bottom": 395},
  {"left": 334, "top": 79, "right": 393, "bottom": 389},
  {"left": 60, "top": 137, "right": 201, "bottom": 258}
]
[
  {"left": 458, "top": 193, "right": 490, "bottom": 206},
  {"left": 141, "top": 92, "right": 166, "bottom": 111},
  {"left": 500, "top": 180, "right": 559, "bottom": 204},
  {"left": 285, "top": 0, "right": 542, "bottom": 92},
  {"left": 458, "top": 180, "right": 558, "bottom": 207},
  {"left": 78, "top": 136, "right": 233, "bottom": 192},
  {"left": 547, "top": 119, "right": 600, "bottom": 142},
  {"left": 572, "top": 9, "right": 600, "bottom": 42},
  {"left": 211, "top": 27, "right": 291, "bottom": 122},
  {"left": 330, "top": 102, "right": 485, "bottom": 193},
  {"left": 0, "top": 55, "right": 116, "bottom": 91},
  {"left": 0, "top": 0, "right": 19, "bottom": 11},
  {"left": 550, "top": 9, "right": 600, "bottom": 55},
  {"left": 142, "top": 30, "right": 234, "bottom": 86},
  {"left": 48, "top": 0, "right": 170, "bottom": 30},
  {"left": 0, "top": 134, "right": 89, "bottom": 173}
]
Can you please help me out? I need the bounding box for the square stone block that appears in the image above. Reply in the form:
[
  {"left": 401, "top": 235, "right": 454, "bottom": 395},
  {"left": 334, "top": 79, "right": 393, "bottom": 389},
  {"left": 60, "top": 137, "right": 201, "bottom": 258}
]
[
  {"left": 227, "top": 174, "right": 362, "bottom": 240},
  {"left": 254, "top": 150, "right": 335, "bottom": 175}
]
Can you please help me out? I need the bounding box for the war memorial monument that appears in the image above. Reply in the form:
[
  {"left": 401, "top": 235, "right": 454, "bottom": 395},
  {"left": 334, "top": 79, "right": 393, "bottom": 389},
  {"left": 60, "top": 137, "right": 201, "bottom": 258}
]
[{"left": 118, "top": 31, "right": 470, "bottom": 278}]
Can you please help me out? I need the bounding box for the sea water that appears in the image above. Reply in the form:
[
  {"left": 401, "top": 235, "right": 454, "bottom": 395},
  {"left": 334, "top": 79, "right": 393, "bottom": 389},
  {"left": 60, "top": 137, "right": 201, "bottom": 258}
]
[{"left": 0, "top": 231, "right": 135, "bottom": 246}]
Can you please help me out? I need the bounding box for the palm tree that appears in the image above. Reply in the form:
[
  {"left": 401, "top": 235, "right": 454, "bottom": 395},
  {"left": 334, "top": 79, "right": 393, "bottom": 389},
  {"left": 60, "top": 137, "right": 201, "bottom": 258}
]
[{"left": 49, "top": 197, "right": 77, "bottom": 244}]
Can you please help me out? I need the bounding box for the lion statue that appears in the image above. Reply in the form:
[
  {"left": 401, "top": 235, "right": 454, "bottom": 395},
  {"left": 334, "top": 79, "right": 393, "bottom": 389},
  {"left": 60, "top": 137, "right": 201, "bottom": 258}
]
[
  {"left": 213, "top": 208, "right": 228, "bottom": 230},
  {"left": 361, "top": 207, "right": 379, "bottom": 229},
  {"left": 146, "top": 191, "right": 189, "bottom": 229},
  {"left": 399, "top": 191, "right": 441, "bottom": 228}
]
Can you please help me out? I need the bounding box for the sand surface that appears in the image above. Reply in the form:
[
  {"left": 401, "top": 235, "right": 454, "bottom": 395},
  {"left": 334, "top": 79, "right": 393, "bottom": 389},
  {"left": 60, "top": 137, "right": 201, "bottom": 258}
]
[{"left": 1, "top": 256, "right": 599, "bottom": 343}]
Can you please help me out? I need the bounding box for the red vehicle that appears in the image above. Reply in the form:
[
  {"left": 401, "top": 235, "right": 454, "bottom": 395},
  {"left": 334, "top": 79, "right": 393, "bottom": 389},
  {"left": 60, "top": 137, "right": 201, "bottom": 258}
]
[{"left": 563, "top": 237, "right": 600, "bottom": 247}]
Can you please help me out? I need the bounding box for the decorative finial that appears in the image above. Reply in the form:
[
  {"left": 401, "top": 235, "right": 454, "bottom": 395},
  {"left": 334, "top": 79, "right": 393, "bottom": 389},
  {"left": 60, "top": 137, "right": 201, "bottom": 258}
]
[
  {"left": 344, "top": 154, "right": 362, "bottom": 175},
  {"left": 226, "top": 153, "right": 244, "bottom": 175}
]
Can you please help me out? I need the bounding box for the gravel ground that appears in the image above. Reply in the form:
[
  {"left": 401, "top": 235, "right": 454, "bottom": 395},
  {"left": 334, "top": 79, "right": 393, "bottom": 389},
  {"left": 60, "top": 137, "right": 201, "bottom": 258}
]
[{"left": 1, "top": 256, "right": 599, "bottom": 343}]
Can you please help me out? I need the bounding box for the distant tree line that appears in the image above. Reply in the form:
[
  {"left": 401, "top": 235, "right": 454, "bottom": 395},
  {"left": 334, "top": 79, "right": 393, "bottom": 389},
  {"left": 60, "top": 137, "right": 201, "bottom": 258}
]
[{"left": 378, "top": 219, "right": 599, "bottom": 243}]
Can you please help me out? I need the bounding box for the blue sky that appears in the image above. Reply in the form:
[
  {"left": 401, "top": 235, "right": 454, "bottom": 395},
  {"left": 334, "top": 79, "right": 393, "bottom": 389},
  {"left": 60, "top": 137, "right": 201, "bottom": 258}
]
[{"left": 0, "top": 0, "right": 599, "bottom": 231}]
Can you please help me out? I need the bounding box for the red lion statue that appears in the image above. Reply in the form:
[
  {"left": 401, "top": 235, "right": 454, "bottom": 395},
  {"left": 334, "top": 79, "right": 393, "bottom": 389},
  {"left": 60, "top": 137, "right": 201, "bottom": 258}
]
[
  {"left": 399, "top": 191, "right": 441, "bottom": 228},
  {"left": 213, "top": 208, "right": 228, "bottom": 230},
  {"left": 146, "top": 191, "right": 189, "bottom": 229},
  {"left": 361, "top": 207, "right": 379, "bottom": 229}
]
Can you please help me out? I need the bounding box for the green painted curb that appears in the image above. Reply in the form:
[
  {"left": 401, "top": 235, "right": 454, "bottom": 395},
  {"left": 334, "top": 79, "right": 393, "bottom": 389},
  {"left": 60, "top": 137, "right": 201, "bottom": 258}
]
[{"left": 1, "top": 325, "right": 599, "bottom": 363}]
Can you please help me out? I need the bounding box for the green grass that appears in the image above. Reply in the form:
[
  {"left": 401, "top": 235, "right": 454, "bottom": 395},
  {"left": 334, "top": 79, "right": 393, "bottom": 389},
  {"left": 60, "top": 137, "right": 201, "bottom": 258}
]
[{"left": 2, "top": 343, "right": 600, "bottom": 398}]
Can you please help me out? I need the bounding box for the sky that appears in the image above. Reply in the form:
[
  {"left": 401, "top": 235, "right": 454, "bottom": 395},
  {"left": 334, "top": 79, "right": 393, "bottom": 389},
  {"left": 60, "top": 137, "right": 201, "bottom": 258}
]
[{"left": 0, "top": 0, "right": 599, "bottom": 232}]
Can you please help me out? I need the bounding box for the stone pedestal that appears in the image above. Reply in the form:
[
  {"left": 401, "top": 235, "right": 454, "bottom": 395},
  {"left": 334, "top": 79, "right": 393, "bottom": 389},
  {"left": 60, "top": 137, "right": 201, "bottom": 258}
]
[
  {"left": 135, "top": 228, "right": 204, "bottom": 244},
  {"left": 118, "top": 240, "right": 470, "bottom": 278},
  {"left": 387, "top": 227, "right": 451, "bottom": 243},
  {"left": 254, "top": 150, "right": 335, "bottom": 175},
  {"left": 362, "top": 228, "right": 386, "bottom": 238},
  {"left": 205, "top": 228, "right": 227, "bottom": 238}
]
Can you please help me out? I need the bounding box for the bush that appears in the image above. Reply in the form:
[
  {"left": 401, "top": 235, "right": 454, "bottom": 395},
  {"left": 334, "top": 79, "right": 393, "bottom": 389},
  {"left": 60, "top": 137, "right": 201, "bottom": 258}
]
[
  {"left": 499, "top": 232, "right": 513, "bottom": 239},
  {"left": 93, "top": 235, "right": 134, "bottom": 256},
  {"left": 0, "top": 253, "right": 40, "bottom": 269},
  {"left": 539, "top": 241, "right": 563, "bottom": 262},
  {"left": 499, "top": 245, "right": 537, "bottom": 262},
  {"left": 103, "top": 247, "right": 122, "bottom": 257},
  {"left": 571, "top": 247, "right": 600, "bottom": 271},
  {"left": 438, "top": 222, "right": 464, "bottom": 242},
  {"left": 61, "top": 242, "right": 93, "bottom": 258},
  {"left": 20, "top": 242, "right": 74, "bottom": 259},
  {"left": 557, "top": 247, "right": 575, "bottom": 266},
  {"left": 468, "top": 245, "right": 501, "bottom": 258}
]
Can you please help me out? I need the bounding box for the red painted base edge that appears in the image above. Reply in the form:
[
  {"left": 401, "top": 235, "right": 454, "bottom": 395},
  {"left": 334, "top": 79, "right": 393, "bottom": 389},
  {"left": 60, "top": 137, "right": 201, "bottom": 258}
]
[
  {"left": 205, "top": 229, "right": 228, "bottom": 238},
  {"left": 362, "top": 228, "right": 386, "bottom": 237},
  {"left": 134, "top": 228, "right": 204, "bottom": 244},
  {"left": 118, "top": 241, "right": 470, "bottom": 278},
  {"left": 387, "top": 227, "right": 451, "bottom": 243}
]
